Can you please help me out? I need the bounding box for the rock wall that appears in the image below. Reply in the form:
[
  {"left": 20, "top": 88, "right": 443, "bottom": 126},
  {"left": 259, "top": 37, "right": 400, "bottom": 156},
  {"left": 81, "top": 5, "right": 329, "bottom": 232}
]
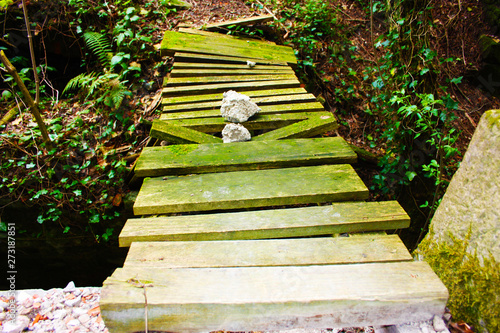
[
  {"left": 418, "top": 110, "right": 500, "bottom": 332},
  {"left": 425, "top": 109, "right": 499, "bottom": 261}
]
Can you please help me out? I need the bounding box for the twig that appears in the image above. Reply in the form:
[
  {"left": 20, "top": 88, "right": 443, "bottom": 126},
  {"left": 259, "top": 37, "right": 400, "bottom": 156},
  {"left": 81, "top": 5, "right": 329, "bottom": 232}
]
[
  {"left": 0, "top": 50, "right": 52, "bottom": 148},
  {"left": 22, "top": 0, "right": 40, "bottom": 104},
  {"left": 254, "top": 0, "right": 289, "bottom": 36}
]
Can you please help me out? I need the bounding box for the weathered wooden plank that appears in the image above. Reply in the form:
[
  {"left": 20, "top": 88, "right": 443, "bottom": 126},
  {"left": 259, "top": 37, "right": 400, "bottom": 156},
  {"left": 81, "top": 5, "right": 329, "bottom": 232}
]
[
  {"left": 100, "top": 261, "right": 448, "bottom": 332},
  {"left": 204, "top": 14, "right": 274, "bottom": 30},
  {"left": 161, "top": 88, "right": 308, "bottom": 106},
  {"left": 123, "top": 235, "right": 413, "bottom": 268},
  {"left": 174, "top": 52, "right": 288, "bottom": 66},
  {"left": 173, "top": 62, "right": 290, "bottom": 70},
  {"left": 160, "top": 31, "right": 296, "bottom": 64},
  {"left": 134, "top": 137, "right": 356, "bottom": 177},
  {"left": 163, "top": 93, "right": 317, "bottom": 113},
  {"left": 119, "top": 201, "right": 410, "bottom": 246},
  {"left": 178, "top": 27, "right": 276, "bottom": 45},
  {"left": 161, "top": 112, "right": 333, "bottom": 133},
  {"left": 170, "top": 68, "right": 295, "bottom": 77},
  {"left": 165, "top": 73, "right": 298, "bottom": 86},
  {"left": 133, "top": 164, "right": 369, "bottom": 215},
  {"left": 162, "top": 79, "right": 301, "bottom": 96},
  {"left": 149, "top": 120, "right": 223, "bottom": 144},
  {"left": 164, "top": 0, "right": 191, "bottom": 8},
  {"left": 160, "top": 102, "right": 325, "bottom": 120},
  {"left": 253, "top": 114, "right": 338, "bottom": 140}
]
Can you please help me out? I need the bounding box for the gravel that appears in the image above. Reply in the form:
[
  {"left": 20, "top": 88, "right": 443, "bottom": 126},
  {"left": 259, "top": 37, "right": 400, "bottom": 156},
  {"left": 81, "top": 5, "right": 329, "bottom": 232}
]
[{"left": 0, "top": 282, "right": 107, "bottom": 333}]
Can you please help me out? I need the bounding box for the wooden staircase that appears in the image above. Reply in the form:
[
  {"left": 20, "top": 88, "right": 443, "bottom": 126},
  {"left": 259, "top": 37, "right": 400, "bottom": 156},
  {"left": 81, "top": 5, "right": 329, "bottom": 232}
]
[{"left": 100, "top": 28, "right": 448, "bottom": 333}]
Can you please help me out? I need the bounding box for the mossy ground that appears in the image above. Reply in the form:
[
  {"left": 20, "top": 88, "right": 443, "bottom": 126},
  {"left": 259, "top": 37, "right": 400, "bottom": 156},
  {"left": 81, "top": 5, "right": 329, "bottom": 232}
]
[{"left": 417, "top": 230, "right": 500, "bottom": 333}]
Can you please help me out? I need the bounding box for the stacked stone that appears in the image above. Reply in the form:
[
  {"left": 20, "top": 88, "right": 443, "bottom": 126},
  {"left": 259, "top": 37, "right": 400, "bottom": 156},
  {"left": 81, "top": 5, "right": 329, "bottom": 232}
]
[
  {"left": 220, "top": 90, "right": 261, "bottom": 143},
  {"left": 0, "top": 282, "right": 107, "bottom": 333}
]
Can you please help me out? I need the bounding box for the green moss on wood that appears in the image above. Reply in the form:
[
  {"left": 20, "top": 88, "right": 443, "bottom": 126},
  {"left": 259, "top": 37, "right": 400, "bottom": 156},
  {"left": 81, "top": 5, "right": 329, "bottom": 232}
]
[{"left": 417, "top": 230, "right": 500, "bottom": 333}]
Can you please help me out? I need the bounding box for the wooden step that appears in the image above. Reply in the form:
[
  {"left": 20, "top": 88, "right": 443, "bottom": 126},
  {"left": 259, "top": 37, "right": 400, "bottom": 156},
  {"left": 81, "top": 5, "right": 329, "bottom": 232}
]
[
  {"left": 204, "top": 14, "right": 275, "bottom": 30},
  {"left": 162, "top": 79, "right": 301, "bottom": 96},
  {"left": 170, "top": 68, "right": 296, "bottom": 77},
  {"left": 120, "top": 201, "right": 408, "bottom": 246},
  {"left": 161, "top": 88, "right": 309, "bottom": 106},
  {"left": 159, "top": 111, "right": 334, "bottom": 133},
  {"left": 160, "top": 102, "right": 325, "bottom": 120},
  {"left": 253, "top": 114, "right": 337, "bottom": 140},
  {"left": 162, "top": 93, "right": 317, "bottom": 112},
  {"left": 149, "top": 121, "right": 223, "bottom": 144},
  {"left": 172, "top": 62, "right": 291, "bottom": 70},
  {"left": 133, "top": 164, "right": 369, "bottom": 216},
  {"left": 134, "top": 137, "right": 356, "bottom": 177},
  {"left": 165, "top": 73, "right": 298, "bottom": 86},
  {"left": 100, "top": 261, "right": 448, "bottom": 332},
  {"left": 122, "top": 235, "right": 413, "bottom": 268},
  {"left": 160, "top": 31, "right": 297, "bottom": 64},
  {"left": 173, "top": 51, "right": 288, "bottom": 66}
]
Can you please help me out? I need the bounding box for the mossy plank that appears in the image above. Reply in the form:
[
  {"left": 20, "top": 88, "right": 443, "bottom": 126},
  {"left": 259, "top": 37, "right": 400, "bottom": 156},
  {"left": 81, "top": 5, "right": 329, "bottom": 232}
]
[
  {"left": 160, "top": 31, "right": 296, "bottom": 64},
  {"left": 170, "top": 68, "right": 295, "bottom": 77},
  {"left": 204, "top": 14, "right": 274, "bottom": 30},
  {"left": 163, "top": 0, "right": 191, "bottom": 8},
  {"left": 100, "top": 261, "right": 448, "bottom": 332},
  {"left": 162, "top": 112, "right": 333, "bottom": 133},
  {"left": 165, "top": 73, "right": 297, "bottom": 86},
  {"left": 174, "top": 52, "right": 288, "bottom": 66},
  {"left": 120, "top": 201, "right": 409, "bottom": 246},
  {"left": 134, "top": 137, "right": 356, "bottom": 177},
  {"left": 160, "top": 102, "right": 325, "bottom": 120},
  {"left": 173, "top": 62, "right": 289, "bottom": 70},
  {"left": 161, "top": 88, "right": 309, "bottom": 106},
  {"left": 178, "top": 27, "right": 276, "bottom": 45},
  {"left": 133, "top": 164, "right": 369, "bottom": 215},
  {"left": 253, "top": 114, "right": 338, "bottom": 140},
  {"left": 123, "top": 235, "right": 412, "bottom": 268},
  {"left": 162, "top": 79, "right": 301, "bottom": 96},
  {"left": 150, "top": 120, "right": 222, "bottom": 144},
  {"left": 163, "top": 93, "right": 317, "bottom": 113}
]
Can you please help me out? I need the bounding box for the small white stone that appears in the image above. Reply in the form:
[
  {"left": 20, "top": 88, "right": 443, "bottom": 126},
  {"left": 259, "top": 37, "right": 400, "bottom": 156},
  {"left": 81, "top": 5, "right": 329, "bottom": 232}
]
[
  {"left": 16, "top": 291, "right": 31, "bottom": 304},
  {"left": 0, "top": 300, "right": 8, "bottom": 310},
  {"left": 246, "top": 60, "right": 256, "bottom": 67},
  {"left": 66, "top": 318, "right": 80, "bottom": 328},
  {"left": 433, "top": 315, "right": 448, "bottom": 332},
  {"left": 73, "top": 288, "right": 82, "bottom": 297},
  {"left": 53, "top": 309, "right": 68, "bottom": 320},
  {"left": 222, "top": 123, "right": 251, "bottom": 143},
  {"left": 63, "top": 281, "right": 76, "bottom": 292},
  {"left": 1, "top": 315, "right": 29, "bottom": 333},
  {"left": 79, "top": 313, "right": 91, "bottom": 324},
  {"left": 64, "top": 296, "right": 81, "bottom": 307},
  {"left": 73, "top": 307, "right": 88, "bottom": 316}
]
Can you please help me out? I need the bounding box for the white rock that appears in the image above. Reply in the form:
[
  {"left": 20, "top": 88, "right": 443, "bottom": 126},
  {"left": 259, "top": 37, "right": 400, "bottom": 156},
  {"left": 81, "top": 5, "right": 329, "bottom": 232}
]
[
  {"left": 433, "top": 315, "right": 448, "bottom": 332},
  {"left": 63, "top": 281, "right": 76, "bottom": 292},
  {"left": 220, "top": 90, "right": 260, "bottom": 123},
  {"left": 1, "top": 315, "right": 29, "bottom": 333},
  {"left": 247, "top": 60, "right": 256, "bottom": 68},
  {"left": 64, "top": 296, "right": 81, "bottom": 307},
  {"left": 79, "top": 313, "right": 91, "bottom": 324},
  {"left": 0, "top": 300, "right": 8, "bottom": 310},
  {"left": 53, "top": 309, "right": 68, "bottom": 320},
  {"left": 66, "top": 318, "right": 80, "bottom": 327},
  {"left": 222, "top": 123, "right": 251, "bottom": 143},
  {"left": 73, "top": 288, "right": 82, "bottom": 297},
  {"left": 0, "top": 312, "right": 6, "bottom": 321},
  {"left": 16, "top": 291, "right": 31, "bottom": 304},
  {"left": 73, "top": 307, "right": 88, "bottom": 316}
]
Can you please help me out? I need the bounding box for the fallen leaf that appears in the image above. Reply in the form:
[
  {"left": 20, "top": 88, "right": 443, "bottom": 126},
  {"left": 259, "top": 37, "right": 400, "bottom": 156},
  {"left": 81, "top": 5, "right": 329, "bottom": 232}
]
[{"left": 112, "top": 193, "right": 122, "bottom": 207}]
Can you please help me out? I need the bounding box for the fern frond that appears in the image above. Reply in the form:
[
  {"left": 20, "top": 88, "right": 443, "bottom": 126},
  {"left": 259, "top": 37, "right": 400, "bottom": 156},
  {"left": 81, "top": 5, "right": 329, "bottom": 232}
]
[
  {"left": 83, "top": 32, "right": 112, "bottom": 68},
  {"left": 63, "top": 72, "right": 97, "bottom": 96}
]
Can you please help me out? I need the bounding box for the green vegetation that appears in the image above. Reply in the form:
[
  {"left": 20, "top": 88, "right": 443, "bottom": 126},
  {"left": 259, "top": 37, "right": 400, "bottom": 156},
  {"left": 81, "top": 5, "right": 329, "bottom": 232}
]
[
  {"left": 418, "top": 231, "right": 500, "bottom": 333},
  {"left": 0, "top": 0, "right": 177, "bottom": 242},
  {"left": 262, "top": 0, "right": 463, "bottom": 241}
]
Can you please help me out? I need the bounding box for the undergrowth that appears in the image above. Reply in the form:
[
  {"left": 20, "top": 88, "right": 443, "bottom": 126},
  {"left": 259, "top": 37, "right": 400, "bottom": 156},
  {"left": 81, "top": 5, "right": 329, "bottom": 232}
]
[
  {"left": 263, "top": 0, "right": 462, "bottom": 241},
  {"left": 0, "top": 0, "right": 175, "bottom": 242}
]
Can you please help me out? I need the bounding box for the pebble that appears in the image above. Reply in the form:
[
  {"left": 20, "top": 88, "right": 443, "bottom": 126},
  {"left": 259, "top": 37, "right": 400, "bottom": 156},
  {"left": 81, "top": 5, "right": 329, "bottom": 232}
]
[{"left": 0, "top": 282, "right": 108, "bottom": 333}]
